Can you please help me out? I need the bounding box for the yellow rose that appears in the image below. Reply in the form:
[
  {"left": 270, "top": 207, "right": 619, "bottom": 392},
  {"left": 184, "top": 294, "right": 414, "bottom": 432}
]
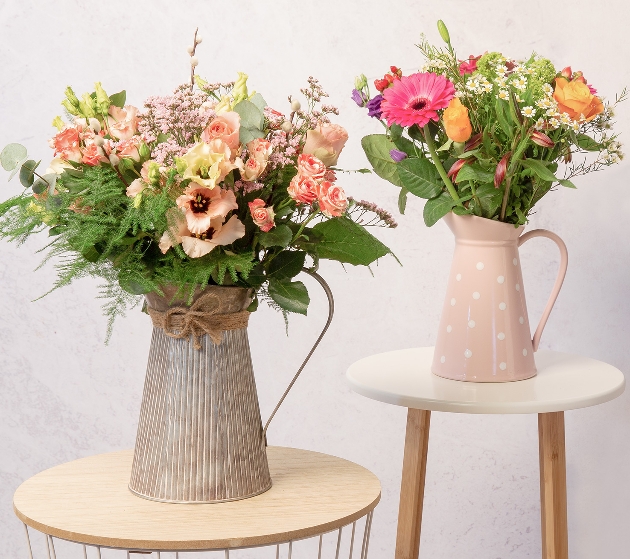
[
  {"left": 442, "top": 98, "right": 472, "bottom": 142},
  {"left": 181, "top": 142, "right": 225, "bottom": 188},
  {"left": 553, "top": 77, "right": 603, "bottom": 122}
]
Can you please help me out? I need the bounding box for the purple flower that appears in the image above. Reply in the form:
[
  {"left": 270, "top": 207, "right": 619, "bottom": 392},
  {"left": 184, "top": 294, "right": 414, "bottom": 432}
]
[
  {"left": 366, "top": 95, "right": 383, "bottom": 119},
  {"left": 351, "top": 89, "right": 368, "bottom": 107},
  {"left": 389, "top": 149, "right": 407, "bottom": 162}
]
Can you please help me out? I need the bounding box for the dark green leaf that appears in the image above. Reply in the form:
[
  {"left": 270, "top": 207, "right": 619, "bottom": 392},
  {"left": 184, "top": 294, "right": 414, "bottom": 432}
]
[
  {"left": 361, "top": 134, "right": 403, "bottom": 186},
  {"left": 19, "top": 160, "right": 39, "bottom": 187},
  {"left": 558, "top": 179, "right": 577, "bottom": 189},
  {"left": 397, "top": 157, "right": 443, "bottom": 199},
  {"left": 312, "top": 217, "right": 391, "bottom": 265},
  {"left": 156, "top": 132, "right": 170, "bottom": 144},
  {"left": 408, "top": 125, "right": 424, "bottom": 143},
  {"left": 258, "top": 224, "right": 293, "bottom": 248},
  {"left": 389, "top": 124, "right": 404, "bottom": 142},
  {"left": 32, "top": 179, "right": 48, "bottom": 194},
  {"left": 521, "top": 159, "right": 557, "bottom": 182},
  {"left": 109, "top": 90, "right": 126, "bottom": 108},
  {"left": 48, "top": 226, "right": 64, "bottom": 236},
  {"left": 423, "top": 192, "right": 460, "bottom": 227},
  {"left": 576, "top": 134, "right": 601, "bottom": 151},
  {"left": 268, "top": 279, "right": 310, "bottom": 315},
  {"left": 268, "top": 250, "right": 306, "bottom": 280},
  {"left": 246, "top": 295, "right": 259, "bottom": 312},
  {"left": 495, "top": 99, "right": 513, "bottom": 138},
  {"left": 472, "top": 183, "right": 503, "bottom": 218},
  {"left": 82, "top": 245, "right": 100, "bottom": 263},
  {"left": 0, "top": 143, "right": 28, "bottom": 171},
  {"left": 455, "top": 164, "right": 495, "bottom": 184},
  {"left": 398, "top": 187, "right": 408, "bottom": 214}
]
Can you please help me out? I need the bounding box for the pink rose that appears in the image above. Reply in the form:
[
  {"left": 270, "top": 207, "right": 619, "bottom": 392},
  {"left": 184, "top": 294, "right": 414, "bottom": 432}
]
[
  {"left": 302, "top": 123, "right": 348, "bottom": 167},
  {"left": 240, "top": 156, "right": 265, "bottom": 181},
  {"left": 296, "top": 153, "right": 326, "bottom": 179},
  {"left": 49, "top": 127, "right": 82, "bottom": 162},
  {"left": 202, "top": 111, "right": 241, "bottom": 152},
  {"left": 107, "top": 105, "right": 139, "bottom": 141},
  {"left": 317, "top": 181, "right": 348, "bottom": 217},
  {"left": 116, "top": 136, "right": 142, "bottom": 162},
  {"left": 247, "top": 138, "right": 273, "bottom": 164},
  {"left": 81, "top": 143, "right": 103, "bottom": 166},
  {"left": 248, "top": 199, "right": 275, "bottom": 232},
  {"left": 288, "top": 173, "right": 318, "bottom": 204}
]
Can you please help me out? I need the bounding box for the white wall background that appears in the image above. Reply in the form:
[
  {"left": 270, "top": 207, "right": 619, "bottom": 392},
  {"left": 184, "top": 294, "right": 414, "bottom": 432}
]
[{"left": 1, "top": 1, "right": 629, "bottom": 557}]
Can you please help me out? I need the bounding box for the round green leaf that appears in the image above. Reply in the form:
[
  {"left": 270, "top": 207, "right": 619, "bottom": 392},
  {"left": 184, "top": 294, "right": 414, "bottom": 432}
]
[
  {"left": 1, "top": 143, "right": 28, "bottom": 171},
  {"left": 19, "top": 160, "right": 39, "bottom": 188}
]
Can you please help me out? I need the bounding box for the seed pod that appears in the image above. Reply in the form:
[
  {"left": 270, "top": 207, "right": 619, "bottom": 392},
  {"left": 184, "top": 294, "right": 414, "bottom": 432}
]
[
  {"left": 190, "top": 57, "right": 199, "bottom": 67},
  {"left": 109, "top": 154, "right": 120, "bottom": 166},
  {"left": 291, "top": 100, "right": 301, "bottom": 111},
  {"left": 437, "top": 20, "right": 451, "bottom": 44},
  {"left": 531, "top": 131, "right": 554, "bottom": 148},
  {"left": 281, "top": 121, "right": 292, "bottom": 133},
  {"left": 187, "top": 46, "right": 194, "bottom": 55}
]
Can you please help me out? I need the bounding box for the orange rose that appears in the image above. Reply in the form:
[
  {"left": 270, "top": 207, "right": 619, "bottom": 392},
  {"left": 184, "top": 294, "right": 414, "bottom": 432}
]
[
  {"left": 553, "top": 77, "right": 603, "bottom": 122},
  {"left": 442, "top": 98, "right": 472, "bottom": 142}
]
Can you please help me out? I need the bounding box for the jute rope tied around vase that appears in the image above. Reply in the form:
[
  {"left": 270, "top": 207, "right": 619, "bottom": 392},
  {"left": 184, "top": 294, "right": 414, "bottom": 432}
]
[{"left": 147, "top": 290, "right": 250, "bottom": 349}]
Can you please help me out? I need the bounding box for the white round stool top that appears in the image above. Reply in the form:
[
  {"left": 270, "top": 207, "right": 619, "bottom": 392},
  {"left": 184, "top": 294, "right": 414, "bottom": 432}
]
[{"left": 347, "top": 348, "right": 625, "bottom": 414}]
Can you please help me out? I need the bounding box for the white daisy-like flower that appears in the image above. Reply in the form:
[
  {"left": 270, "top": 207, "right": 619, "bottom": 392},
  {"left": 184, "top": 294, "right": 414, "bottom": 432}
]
[
  {"left": 560, "top": 113, "right": 572, "bottom": 125},
  {"left": 524, "top": 67, "right": 535, "bottom": 75},
  {"left": 512, "top": 76, "right": 528, "bottom": 90},
  {"left": 543, "top": 83, "right": 554, "bottom": 96},
  {"left": 536, "top": 98, "right": 553, "bottom": 109},
  {"left": 497, "top": 89, "right": 510, "bottom": 101},
  {"left": 522, "top": 106, "right": 536, "bottom": 118},
  {"left": 466, "top": 79, "right": 480, "bottom": 91},
  {"left": 549, "top": 117, "right": 560, "bottom": 129},
  {"left": 570, "top": 121, "right": 580, "bottom": 132},
  {"left": 454, "top": 90, "right": 465, "bottom": 98},
  {"left": 546, "top": 107, "right": 560, "bottom": 117},
  {"left": 481, "top": 80, "right": 493, "bottom": 93},
  {"left": 513, "top": 64, "right": 525, "bottom": 73},
  {"left": 534, "top": 118, "right": 546, "bottom": 130},
  {"left": 515, "top": 94, "right": 524, "bottom": 103},
  {"left": 495, "top": 64, "right": 509, "bottom": 75},
  {"left": 496, "top": 77, "right": 507, "bottom": 88}
]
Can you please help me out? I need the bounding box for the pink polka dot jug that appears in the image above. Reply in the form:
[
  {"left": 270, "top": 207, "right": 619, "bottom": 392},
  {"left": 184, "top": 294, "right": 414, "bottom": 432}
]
[{"left": 432, "top": 213, "right": 568, "bottom": 382}]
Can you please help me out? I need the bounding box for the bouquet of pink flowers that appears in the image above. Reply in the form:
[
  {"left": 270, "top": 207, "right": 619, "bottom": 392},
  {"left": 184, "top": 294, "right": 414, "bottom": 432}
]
[
  {"left": 353, "top": 20, "right": 625, "bottom": 226},
  {"left": 0, "top": 38, "right": 395, "bottom": 335}
]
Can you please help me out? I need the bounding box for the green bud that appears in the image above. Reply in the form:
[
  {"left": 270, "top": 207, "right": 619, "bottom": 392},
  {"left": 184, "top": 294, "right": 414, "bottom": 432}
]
[
  {"left": 174, "top": 157, "right": 187, "bottom": 175},
  {"left": 354, "top": 74, "right": 368, "bottom": 90},
  {"left": 437, "top": 20, "right": 451, "bottom": 44},
  {"left": 61, "top": 99, "right": 80, "bottom": 116},
  {"left": 147, "top": 161, "right": 161, "bottom": 184},
  {"left": 133, "top": 191, "right": 143, "bottom": 208},
  {"left": 51, "top": 116, "right": 65, "bottom": 131},
  {"left": 232, "top": 72, "right": 249, "bottom": 104},
  {"left": 138, "top": 142, "right": 151, "bottom": 161},
  {"left": 79, "top": 93, "right": 96, "bottom": 118},
  {"left": 94, "top": 82, "right": 110, "bottom": 113},
  {"left": 118, "top": 157, "right": 134, "bottom": 173},
  {"left": 195, "top": 74, "right": 208, "bottom": 89},
  {"left": 64, "top": 86, "right": 80, "bottom": 108}
]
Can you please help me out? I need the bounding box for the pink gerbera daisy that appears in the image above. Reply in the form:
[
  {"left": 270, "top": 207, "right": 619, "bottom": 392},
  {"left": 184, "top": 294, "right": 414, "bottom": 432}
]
[{"left": 381, "top": 72, "right": 456, "bottom": 128}]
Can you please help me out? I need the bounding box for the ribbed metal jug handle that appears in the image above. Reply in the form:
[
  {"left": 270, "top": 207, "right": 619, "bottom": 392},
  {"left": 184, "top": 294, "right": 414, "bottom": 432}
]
[{"left": 262, "top": 268, "right": 335, "bottom": 442}]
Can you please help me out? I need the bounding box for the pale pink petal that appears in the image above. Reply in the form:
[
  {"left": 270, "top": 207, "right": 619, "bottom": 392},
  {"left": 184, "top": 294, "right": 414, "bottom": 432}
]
[
  {"left": 182, "top": 236, "right": 217, "bottom": 258},
  {"left": 211, "top": 215, "right": 246, "bottom": 246},
  {"left": 185, "top": 211, "right": 213, "bottom": 235}
]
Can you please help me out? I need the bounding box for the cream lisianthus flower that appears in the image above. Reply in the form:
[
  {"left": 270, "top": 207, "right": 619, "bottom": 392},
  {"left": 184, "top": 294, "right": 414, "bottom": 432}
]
[
  {"left": 232, "top": 72, "right": 250, "bottom": 105},
  {"left": 181, "top": 142, "right": 225, "bottom": 188},
  {"left": 176, "top": 185, "right": 238, "bottom": 235}
]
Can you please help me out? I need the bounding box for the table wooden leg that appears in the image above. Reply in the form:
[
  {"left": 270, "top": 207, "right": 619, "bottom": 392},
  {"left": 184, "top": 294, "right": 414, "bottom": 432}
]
[
  {"left": 395, "top": 408, "right": 431, "bottom": 559},
  {"left": 538, "top": 411, "right": 569, "bottom": 559}
]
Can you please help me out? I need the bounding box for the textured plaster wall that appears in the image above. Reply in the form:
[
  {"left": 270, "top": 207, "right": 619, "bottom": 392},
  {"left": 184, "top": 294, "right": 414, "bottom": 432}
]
[{"left": 1, "top": 1, "right": 629, "bottom": 557}]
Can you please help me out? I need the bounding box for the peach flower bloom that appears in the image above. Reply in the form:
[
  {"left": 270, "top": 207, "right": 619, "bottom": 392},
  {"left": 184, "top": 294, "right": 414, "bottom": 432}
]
[
  {"left": 159, "top": 209, "right": 245, "bottom": 258},
  {"left": 49, "top": 127, "right": 82, "bottom": 162},
  {"left": 296, "top": 153, "right": 326, "bottom": 179},
  {"left": 553, "top": 77, "right": 603, "bottom": 122},
  {"left": 247, "top": 138, "right": 273, "bottom": 164},
  {"left": 248, "top": 199, "right": 275, "bottom": 232},
  {"left": 317, "top": 181, "right": 348, "bottom": 217},
  {"left": 240, "top": 156, "right": 265, "bottom": 181},
  {"left": 116, "top": 136, "right": 142, "bottom": 162},
  {"left": 206, "top": 139, "right": 238, "bottom": 181},
  {"left": 442, "top": 97, "right": 472, "bottom": 142},
  {"left": 202, "top": 111, "right": 241, "bottom": 152},
  {"left": 176, "top": 185, "right": 239, "bottom": 235},
  {"left": 82, "top": 143, "right": 103, "bottom": 166},
  {"left": 288, "top": 173, "right": 318, "bottom": 204},
  {"left": 126, "top": 178, "right": 147, "bottom": 198},
  {"left": 107, "top": 105, "right": 139, "bottom": 140},
  {"left": 302, "top": 123, "right": 348, "bottom": 167}
]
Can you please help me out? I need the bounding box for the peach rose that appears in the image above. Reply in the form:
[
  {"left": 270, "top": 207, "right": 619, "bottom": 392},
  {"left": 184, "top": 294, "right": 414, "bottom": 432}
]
[
  {"left": 317, "top": 181, "right": 348, "bottom": 217},
  {"left": 202, "top": 111, "right": 241, "bottom": 152},
  {"left": 247, "top": 138, "right": 273, "bottom": 164},
  {"left": 288, "top": 173, "right": 318, "bottom": 204},
  {"left": 442, "top": 98, "right": 472, "bottom": 142},
  {"left": 49, "top": 127, "right": 82, "bottom": 162},
  {"left": 297, "top": 153, "right": 326, "bottom": 179},
  {"left": 302, "top": 123, "right": 348, "bottom": 167},
  {"left": 240, "top": 157, "right": 265, "bottom": 181},
  {"left": 248, "top": 199, "right": 275, "bottom": 232},
  {"left": 107, "top": 105, "right": 139, "bottom": 140},
  {"left": 206, "top": 138, "right": 238, "bottom": 181},
  {"left": 553, "top": 77, "right": 603, "bottom": 122}
]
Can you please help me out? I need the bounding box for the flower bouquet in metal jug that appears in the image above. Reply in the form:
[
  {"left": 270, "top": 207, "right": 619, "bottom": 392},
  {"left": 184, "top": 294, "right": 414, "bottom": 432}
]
[
  {"left": 353, "top": 20, "right": 625, "bottom": 382},
  {"left": 0, "top": 32, "right": 396, "bottom": 502}
]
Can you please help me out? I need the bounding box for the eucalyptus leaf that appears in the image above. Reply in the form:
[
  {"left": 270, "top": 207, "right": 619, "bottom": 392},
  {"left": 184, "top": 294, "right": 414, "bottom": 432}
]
[
  {"left": 397, "top": 157, "right": 443, "bottom": 199},
  {"left": 268, "top": 278, "right": 310, "bottom": 315},
  {"left": 8, "top": 156, "right": 28, "bottom": 181},
  {"left": 234, "top": 100, "right": 264, "bottom": 134},
  {"left": 32, "top": 179, "right": 48, "bottom": 194},
  {"left": 19, "top": 160, "right": 39, "bottom": 187},
  {"left": 258, "top": 224, "right": 293, "bottom": 248},
  {"left": 268, "top": 250, "right": 306, "bottom": 280},
  {"left": 248, "top": 93, "right": 267, "bottom": 112},
  {"left": 0, "top": 143, "right": 28, "bottom": 171},
  {"left": 361, "top": 134, "right": 403, "bottom": 186}
]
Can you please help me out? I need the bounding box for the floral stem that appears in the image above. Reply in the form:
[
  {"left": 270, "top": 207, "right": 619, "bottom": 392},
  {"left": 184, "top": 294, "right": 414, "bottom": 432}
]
[
  {"left": 422, "top": 124, "right": 462, "bottom": 206},
  {"left": 293, "top": 212, "right": 317, "bottom": 242}
]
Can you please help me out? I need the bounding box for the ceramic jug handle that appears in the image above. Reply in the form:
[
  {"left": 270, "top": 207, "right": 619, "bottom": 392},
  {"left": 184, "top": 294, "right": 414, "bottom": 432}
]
[{"left": 518, "top": 229, "right": 568, "bottom": 352}]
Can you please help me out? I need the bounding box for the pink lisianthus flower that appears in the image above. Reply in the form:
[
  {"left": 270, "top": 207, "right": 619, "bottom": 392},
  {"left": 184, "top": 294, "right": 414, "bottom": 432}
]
[
  {"left": 303, "top": 124, "right": 348, "bottom": 167},
  {"left": 206, "top": 138, "right": 239, "bottom": 181},
  {"left": 381, "top": 72, "right": 455, "bottom": 128},
  {"left": 317, "top": 181, "right": 348, "bottom": 217},
  {"left": 248, "top": 199, "right": 275, "bottom": 232},
  {"left": 159, "top": 208, "right": 245, "bottom": 258},
  {"left": 202, "top": 111, "right": 241, "bottom": 152},
  {"left": 126, "top": 178, "right": 147, "bottom": 198},
  {"left": 49, "top": 127, "right": 82, "bottom": 162},
  {"left": 288, "top": 173, "right": 318, "bottom": 204},
  {"left": 107, "top": 105, "right": 139, "bottom": 141},
  {"left": 176, "top": 185, "right": 239, "bottom": 235},
  {"left": 296, "top": 153, "right": 327, "bottom": 179},
  {"left": 81, "top": 143, "right": 104, "bottom": 166},
  {"left": 116, "top": 136, "right": 142, "bottom": 162}
]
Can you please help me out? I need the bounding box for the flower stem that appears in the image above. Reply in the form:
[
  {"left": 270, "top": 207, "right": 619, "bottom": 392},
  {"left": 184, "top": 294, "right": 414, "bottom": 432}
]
[
  {"left": 422, "top": 125, "right": 462, "bottom": 206},
  {"left": 293, "top": 211, "right": 318, "bottom": 242}
]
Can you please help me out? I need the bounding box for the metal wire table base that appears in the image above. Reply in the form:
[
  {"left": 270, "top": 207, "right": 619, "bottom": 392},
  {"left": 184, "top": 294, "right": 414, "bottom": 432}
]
[{"left": 22, "top": 510, "right": 374, "bottom": 559}]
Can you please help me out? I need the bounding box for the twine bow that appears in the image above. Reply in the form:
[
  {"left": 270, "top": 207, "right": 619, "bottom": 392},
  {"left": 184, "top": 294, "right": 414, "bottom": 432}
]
[{"left": 147, "top": 291, "right": 250, "bottom": 350}]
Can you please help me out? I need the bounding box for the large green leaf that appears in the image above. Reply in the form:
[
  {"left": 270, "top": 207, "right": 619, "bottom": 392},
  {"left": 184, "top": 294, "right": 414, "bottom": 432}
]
[
  {"left": 267, "top": 250, "right": 306, "bottom": 280},
  {"left": 471, "top": 183, "right": 503, "bottom": 218},
  {"left": 398, "top": 187, "right": 408, "bottom": 214},
  {"left": 312, "top": 217, "right": 391, "bottom": 265},
  {"left": 109, "top": 90, "right": 126, "bottom": 108},
  {"left": 423, "top": 192, "right": 460, "bottom": 227},
  {"left": 1, "top": 143, "right": 27, "bottom": 172},
  {"left": 521, "top": 159, "right": 557, "bottom": 182},
  {"left": 397, "top": 157, "right": 442, "bottom": 199},
  {"left": 455, "top": 164, "right": 495, "bottom": 184},
  {"left": 248, "top": 92, "right": 267, "bottom": 112},
  {"left": 575, "top": 134, "right": 601, "bottom": 151},
  {"left": 268, "top": 278, "right": 310, "bottom": 315},
  {"left": 234, "top": 100, "right": 265, "bottom": 144},
  {"left": 259, "top": 225, "right": 293, "bottom": 248},
  {"left": 361, "top": 134, "right": 403, "bottom": 186}
]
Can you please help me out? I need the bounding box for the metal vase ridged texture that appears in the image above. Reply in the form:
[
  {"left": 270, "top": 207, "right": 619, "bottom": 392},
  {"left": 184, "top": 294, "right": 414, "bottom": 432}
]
[{"left": 129, "top": 285, "right": 272, "bottom": 503}]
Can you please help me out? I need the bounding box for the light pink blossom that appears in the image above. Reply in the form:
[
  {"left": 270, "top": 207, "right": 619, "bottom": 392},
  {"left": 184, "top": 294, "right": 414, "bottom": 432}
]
[
  {"left": 302, "top": 123, "right": 348, "bottom": 166},
  {"left": 248, "top": 199, "right": 275, "bottom": 232},
  {"left": 176, "top": 185, "right": 238, "bottom": 235},
  {"left": 107, "top": 105, "right": 139, "bottom": 140},
  {"left": 49, "top": 127, "right": 82, "bottom": 162},
  {"left": 317, "top": 181, "right": 348, "bottom": 217},
  {"left": 202, "top": 112, "right": 241, "bottom": 152},
  {"left": 288, "top": 173, "right": 318, "bottom": 204}
]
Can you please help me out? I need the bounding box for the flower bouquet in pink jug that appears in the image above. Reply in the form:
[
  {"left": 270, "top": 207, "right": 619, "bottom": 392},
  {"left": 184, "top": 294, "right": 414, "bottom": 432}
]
[
  {"left": 353, "top": 20, "right": 625, "bottom": 382},
  {"left": 0, "top": 36, "right": 397, "bottom": 503}
]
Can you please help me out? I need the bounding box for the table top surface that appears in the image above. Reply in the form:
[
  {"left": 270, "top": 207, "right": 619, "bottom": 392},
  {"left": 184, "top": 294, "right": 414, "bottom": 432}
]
[
  {"left": 13, "top": 447, "right": 381, "bottom": 551},
  {"left": 347, "top": 348, "right": 625, "bottom": 414}
]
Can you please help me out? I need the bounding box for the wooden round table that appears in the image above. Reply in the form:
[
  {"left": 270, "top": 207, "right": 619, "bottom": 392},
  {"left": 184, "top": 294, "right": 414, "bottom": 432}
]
[
  {"left": 347, "top": 348, "right": 625, "bottom": 559},
  {"left": 14, "top": 446, "right": 381, "bottom": 557}
]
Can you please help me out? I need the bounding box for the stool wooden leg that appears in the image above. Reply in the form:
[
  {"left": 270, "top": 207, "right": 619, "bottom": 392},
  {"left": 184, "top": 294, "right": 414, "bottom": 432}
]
[
  {"left": 395, "top": 409, "right": 431, "bottom": 559},
  {"left": 538, "top": 411, "right": 569, "bottom": 559}
]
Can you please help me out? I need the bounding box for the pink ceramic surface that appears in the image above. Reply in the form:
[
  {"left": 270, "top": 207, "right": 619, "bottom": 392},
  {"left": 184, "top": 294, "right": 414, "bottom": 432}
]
[{"left": 431, "top": 213, "right": 568, "bottom": 382}]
